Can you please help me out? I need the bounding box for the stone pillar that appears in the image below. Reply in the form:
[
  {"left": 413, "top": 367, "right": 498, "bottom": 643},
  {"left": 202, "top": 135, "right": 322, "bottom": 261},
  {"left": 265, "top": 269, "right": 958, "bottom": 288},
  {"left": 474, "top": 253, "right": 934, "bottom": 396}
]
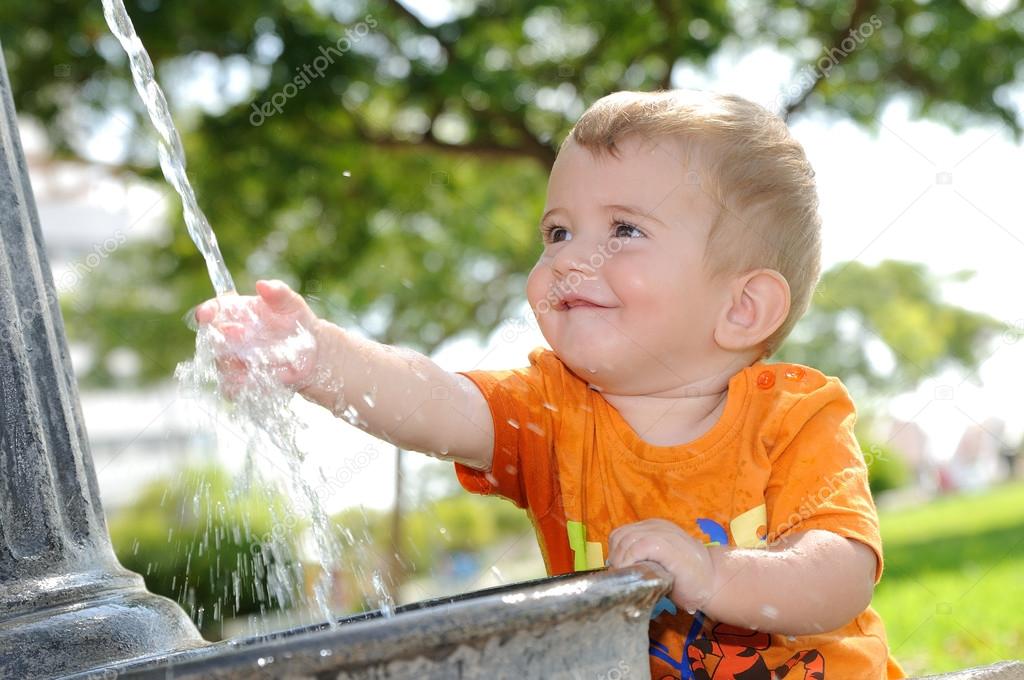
[{"left": 0, "top": 44, "right": 205, "bottom": 678}]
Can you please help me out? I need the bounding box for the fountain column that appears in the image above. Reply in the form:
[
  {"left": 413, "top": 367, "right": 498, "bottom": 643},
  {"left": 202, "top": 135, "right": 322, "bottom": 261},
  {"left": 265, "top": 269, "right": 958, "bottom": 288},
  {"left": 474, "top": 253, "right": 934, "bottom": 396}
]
[{"left": 0, "top": 44, "right": 205, "bottom": 679}]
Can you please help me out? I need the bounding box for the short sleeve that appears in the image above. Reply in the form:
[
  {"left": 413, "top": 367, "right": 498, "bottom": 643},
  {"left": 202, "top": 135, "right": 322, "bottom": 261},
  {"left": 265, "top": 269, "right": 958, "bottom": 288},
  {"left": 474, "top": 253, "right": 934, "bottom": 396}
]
[
  {"left": 763, "top": 377, "right": 885, "bottom": 583},
  {"left": 453, "top": 349, "right": 560, "bottom": 514}
]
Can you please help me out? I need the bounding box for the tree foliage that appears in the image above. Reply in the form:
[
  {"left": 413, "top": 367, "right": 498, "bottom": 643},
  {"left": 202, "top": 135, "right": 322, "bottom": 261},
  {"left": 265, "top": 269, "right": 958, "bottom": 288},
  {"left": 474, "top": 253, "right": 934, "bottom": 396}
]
[
  {"left": 334, "top": 492, "right": 531, "bottom": 576},
  {"left": 0, "top": 1, "right": 1019, "bottom": 385},
  {"left": 108, "top": 465, "right": 304, "bottom": 639},
  {"left": 777, "top": 260, "right": 1002, "bottom": 395}
]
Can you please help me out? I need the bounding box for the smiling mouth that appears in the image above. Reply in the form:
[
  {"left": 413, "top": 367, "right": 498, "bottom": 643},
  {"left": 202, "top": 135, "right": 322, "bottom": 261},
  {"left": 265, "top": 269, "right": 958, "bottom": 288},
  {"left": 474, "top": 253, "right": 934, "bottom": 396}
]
[{"left": 558, "top": 299, "right": 608, "bottom": 311}]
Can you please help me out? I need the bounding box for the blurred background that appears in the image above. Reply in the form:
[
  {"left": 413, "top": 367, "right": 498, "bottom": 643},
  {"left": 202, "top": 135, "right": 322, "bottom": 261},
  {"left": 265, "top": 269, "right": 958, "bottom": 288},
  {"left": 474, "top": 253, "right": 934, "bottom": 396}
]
[{"left": 2, "top": 0, "right": 1023, "bottom": 674}]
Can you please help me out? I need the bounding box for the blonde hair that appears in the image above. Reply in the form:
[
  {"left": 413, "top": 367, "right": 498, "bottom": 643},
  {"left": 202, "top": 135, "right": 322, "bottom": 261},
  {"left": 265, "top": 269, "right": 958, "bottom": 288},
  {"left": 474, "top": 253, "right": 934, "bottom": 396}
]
[{"left": 564, "top": 90, "right": 822, "bottom": 356}]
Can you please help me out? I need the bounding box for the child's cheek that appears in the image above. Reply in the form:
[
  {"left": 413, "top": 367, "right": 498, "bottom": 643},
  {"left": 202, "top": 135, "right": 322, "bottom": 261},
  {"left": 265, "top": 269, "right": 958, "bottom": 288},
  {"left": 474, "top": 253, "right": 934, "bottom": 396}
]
[
  {"left": 525, "top": 265, "right": 556, "bottom": 317},
  {"left": 618, "top": 270, "right": 660, "bottom": 305}
]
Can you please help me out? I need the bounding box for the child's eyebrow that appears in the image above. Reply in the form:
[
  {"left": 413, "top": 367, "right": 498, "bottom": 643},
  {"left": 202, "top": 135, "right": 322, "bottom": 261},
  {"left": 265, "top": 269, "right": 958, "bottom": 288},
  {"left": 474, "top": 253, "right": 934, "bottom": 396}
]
[
  {"left": 540, "top": 208, "right": 565, "bottom": 222},
  {"left": 604, "top": 204, "right": 667, "bottom": 228},
  {"left": 538, "top": 205, "right": 669, "bottom": 228}
]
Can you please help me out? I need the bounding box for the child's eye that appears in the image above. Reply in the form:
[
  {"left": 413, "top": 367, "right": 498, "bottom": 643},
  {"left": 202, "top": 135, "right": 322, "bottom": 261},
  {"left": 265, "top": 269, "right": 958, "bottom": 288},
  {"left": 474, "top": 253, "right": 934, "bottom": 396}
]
[
  {"left": 542, "top": 225, "right": 571, "bottom": 243},
  {"left": 613, "top": 222, "right": 645, "bottom": 239}
]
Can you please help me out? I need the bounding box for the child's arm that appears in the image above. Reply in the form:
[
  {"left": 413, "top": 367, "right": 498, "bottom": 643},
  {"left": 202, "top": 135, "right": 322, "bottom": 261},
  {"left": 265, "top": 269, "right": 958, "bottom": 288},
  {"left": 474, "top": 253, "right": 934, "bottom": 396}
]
[
  {"left": 299, "top": 320, "right": 495, "bottom": 469},
  {"left": 196, "top": 280, "right": 495, "bottom": 471},
  {"left": 608, "top": 519, "right": 876, "bottom": 635},
  {"left": 701, "top": 529, "right": 876, "bottom": 635}
]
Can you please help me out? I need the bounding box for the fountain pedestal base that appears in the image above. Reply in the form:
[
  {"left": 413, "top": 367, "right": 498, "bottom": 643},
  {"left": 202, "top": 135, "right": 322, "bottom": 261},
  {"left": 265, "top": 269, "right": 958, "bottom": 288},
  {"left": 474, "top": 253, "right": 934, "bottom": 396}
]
[{"left": 0, "top": 574, "right": 204, "bottom": 679}]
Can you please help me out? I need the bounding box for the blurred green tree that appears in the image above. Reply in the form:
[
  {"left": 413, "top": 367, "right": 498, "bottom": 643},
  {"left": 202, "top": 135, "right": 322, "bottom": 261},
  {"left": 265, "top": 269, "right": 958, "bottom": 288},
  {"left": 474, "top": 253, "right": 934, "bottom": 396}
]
[
  {"left": 0, "top": 0, "right": 1020, "bottom": 384},
  {"left": 778, "top": 260, "right": 1002, "bottom": 396},
  {"left": 858, "top": 437, "right": 912, "bottom": 495},
  {"left": 333, "top": 492, "right": 531, "bottom": 579},
  {"left": 108, "top": 464, "right": 304, "bottom": 640}
]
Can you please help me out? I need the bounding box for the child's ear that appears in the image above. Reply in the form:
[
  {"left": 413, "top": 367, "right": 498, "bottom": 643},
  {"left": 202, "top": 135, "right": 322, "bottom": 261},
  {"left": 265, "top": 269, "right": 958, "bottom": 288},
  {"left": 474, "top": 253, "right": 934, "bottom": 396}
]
[{"left": 713, "top": 269, "right": 791, "bottom": 352}]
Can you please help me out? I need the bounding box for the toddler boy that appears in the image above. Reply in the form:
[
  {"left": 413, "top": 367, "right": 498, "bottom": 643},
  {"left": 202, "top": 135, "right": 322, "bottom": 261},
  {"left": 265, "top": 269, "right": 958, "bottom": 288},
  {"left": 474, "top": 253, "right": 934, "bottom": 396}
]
[{"left": 198, "top": 90, "right": 904, "bottom": 678}]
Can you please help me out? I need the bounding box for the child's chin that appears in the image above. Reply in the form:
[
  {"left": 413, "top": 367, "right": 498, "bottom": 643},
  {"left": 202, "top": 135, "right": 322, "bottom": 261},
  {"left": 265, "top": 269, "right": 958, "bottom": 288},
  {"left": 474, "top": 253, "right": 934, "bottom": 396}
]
[{"left": 558, "top": 351, "right": 614, "bottom": 381}]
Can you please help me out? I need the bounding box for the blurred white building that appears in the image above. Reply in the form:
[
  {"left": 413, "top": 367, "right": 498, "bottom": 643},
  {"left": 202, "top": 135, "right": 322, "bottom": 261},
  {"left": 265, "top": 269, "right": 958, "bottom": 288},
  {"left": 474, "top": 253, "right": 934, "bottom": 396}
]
[{"left": 949, "top": 418, "right": 1007, "bottom": 492}]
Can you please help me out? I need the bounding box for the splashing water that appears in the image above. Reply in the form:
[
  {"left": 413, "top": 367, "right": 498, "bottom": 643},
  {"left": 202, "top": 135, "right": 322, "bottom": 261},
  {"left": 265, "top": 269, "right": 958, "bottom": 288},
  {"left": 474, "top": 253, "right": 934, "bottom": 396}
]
[
  {"left": 101, "top": 0, "right": 234, "bottom": 295},
  {"left": 177, "top": 312, "right": 340, "bottom": 628},
  {"left": 103, "top": 0, "right": 399, "bottom": 631},
  {"left": 175, "top": 306, "right": 398, "bottom": 631},
  {"left": 372, "top": 570, "right": 395, "bottom": 618}
]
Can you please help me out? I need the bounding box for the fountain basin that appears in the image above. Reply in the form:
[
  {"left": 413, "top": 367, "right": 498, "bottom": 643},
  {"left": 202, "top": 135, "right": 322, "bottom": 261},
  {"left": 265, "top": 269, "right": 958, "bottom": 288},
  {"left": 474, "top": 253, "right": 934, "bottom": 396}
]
[{"left": 63, "top": 563, "right": 671, "bottom": 680}]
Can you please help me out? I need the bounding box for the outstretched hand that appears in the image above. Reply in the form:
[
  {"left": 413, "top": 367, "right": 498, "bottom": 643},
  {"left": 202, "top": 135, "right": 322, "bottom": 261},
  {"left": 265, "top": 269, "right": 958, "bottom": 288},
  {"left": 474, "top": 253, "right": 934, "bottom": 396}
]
[{"left": 194, "top": 279, "right": 322, "bottom": 397}]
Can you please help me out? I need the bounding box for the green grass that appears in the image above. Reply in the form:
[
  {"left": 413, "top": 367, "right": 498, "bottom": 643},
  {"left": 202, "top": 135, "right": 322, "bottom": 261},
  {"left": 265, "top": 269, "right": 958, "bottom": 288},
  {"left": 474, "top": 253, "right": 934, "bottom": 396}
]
[{"left": 875, "top": 481, "right": 1024, "bottom": 675}]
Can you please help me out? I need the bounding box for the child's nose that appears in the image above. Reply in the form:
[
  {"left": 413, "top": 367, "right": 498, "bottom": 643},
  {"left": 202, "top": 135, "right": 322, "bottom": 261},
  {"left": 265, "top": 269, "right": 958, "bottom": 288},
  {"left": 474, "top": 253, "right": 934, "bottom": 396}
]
[{"left": 551, "top": 237, "right": 596, "bottom": 277}]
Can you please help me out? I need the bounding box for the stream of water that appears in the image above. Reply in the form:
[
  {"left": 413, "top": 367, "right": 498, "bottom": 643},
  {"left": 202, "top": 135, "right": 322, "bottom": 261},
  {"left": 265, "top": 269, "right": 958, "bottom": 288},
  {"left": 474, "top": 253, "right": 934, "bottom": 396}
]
[
  {"left": 100, "top": 0, "right": 395, "bottom": 634},
  {"left": 101, "top": 0, "right": 235, "bottom": 296}
]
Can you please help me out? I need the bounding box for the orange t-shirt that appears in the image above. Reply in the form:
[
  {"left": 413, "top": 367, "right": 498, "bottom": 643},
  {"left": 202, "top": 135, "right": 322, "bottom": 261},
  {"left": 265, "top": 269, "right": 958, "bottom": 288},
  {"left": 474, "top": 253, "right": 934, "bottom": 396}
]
[{"left": 455, "top": 348, "right": 906, "bottom": 680}]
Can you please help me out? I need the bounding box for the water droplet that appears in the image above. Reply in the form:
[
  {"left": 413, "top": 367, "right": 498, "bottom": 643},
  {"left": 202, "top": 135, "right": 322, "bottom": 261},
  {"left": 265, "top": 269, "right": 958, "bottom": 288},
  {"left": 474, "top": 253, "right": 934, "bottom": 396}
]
[
  {"left": 507, "top": 418, "right": 520, "bottom": 429},
  {"left": 362, "top": 391, "right": 376, "bottom": 408},
  {"left": 372, "top": 570, "right": 395, "bottom": 617},
  {"left": 542, "top": 402, "right": 559, "bottom": 412},
  {"left": 439, "top": 527, "right": 447, "bottom": 535},
  {"left": 587, "top": 383, "right": 603, "bottom": 392},
  {"left": 685, "top": 607, "right": 696, "bottom": 616},
  {"left": 342, "top": 170, "right": 351, "bottom": 177},
  {"left": 761, "top": 604, "right": 779, "bottom": 619},
  {"left": 787, "top": 635, "right": 797, "bottom": 642},
  {"left": 525, "top": 422, "right": 545, "bottom": 436},
  {"left": 320, "top": 649, "right": 333, "bottom": 658}
]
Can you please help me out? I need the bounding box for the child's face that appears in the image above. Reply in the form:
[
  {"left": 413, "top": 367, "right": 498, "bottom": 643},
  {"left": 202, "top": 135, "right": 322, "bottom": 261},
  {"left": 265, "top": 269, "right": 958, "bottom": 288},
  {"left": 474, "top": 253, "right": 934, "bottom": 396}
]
[{"left": 526, "top": 136, "right": 732, "bottom": 393}]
